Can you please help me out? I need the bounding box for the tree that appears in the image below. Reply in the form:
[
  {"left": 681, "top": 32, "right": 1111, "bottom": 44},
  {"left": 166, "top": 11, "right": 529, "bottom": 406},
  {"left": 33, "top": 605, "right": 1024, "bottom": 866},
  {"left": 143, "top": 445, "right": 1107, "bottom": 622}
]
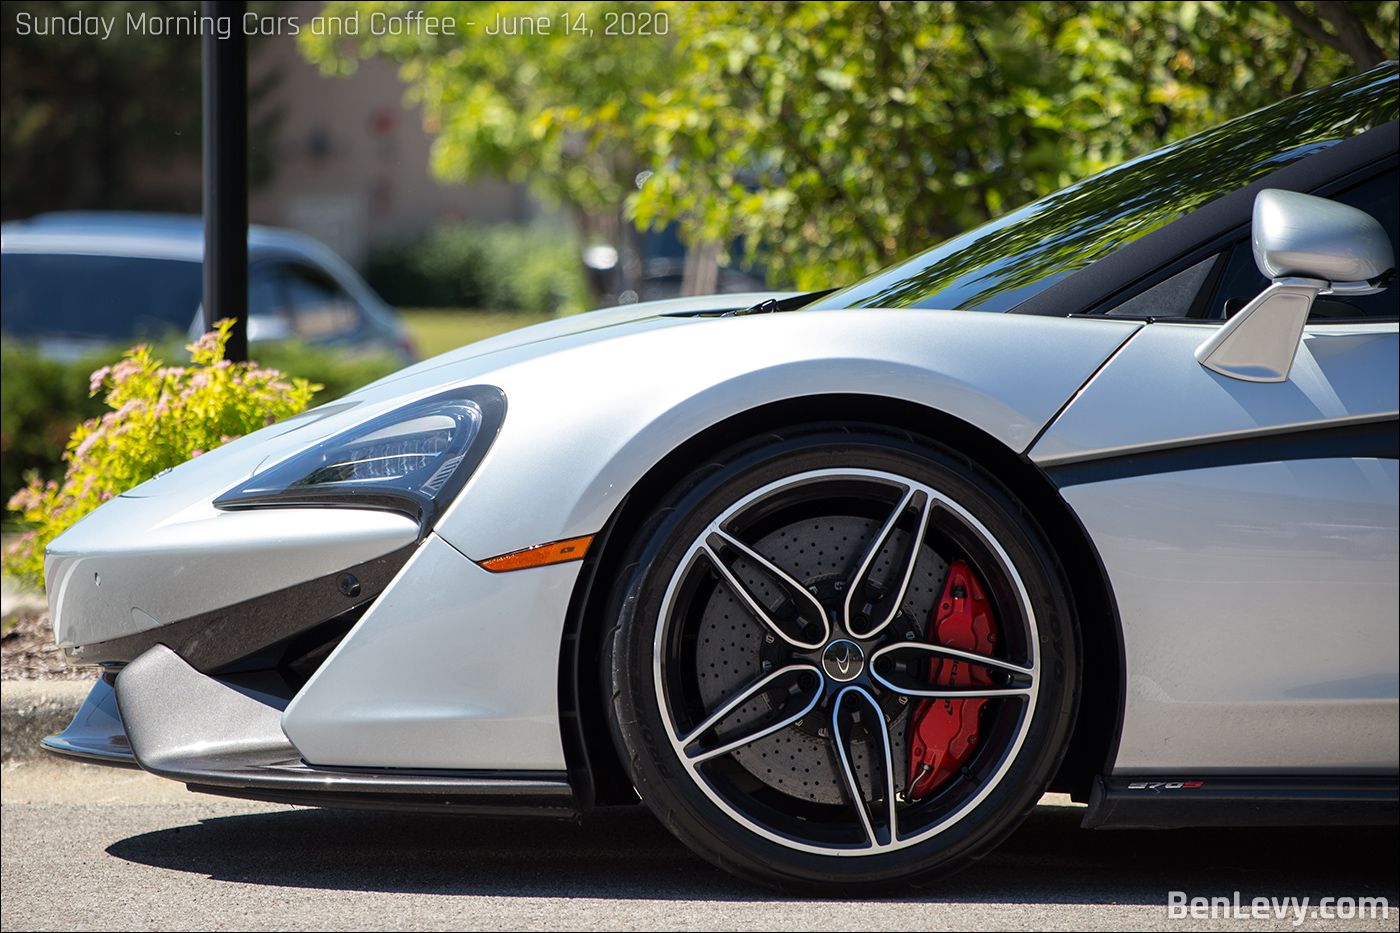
[
  {"left": 631, "top": 1, "right": 1398, "bottom": 289},
  {"left": 298, "top": 1, "right": 1396, "bottom": 293},
  {"left": 1273, "top": 0, "right": 1389, "bottom": 69},
  {"left": 300, "top": 0, "right": 676, "bottom": 299}
]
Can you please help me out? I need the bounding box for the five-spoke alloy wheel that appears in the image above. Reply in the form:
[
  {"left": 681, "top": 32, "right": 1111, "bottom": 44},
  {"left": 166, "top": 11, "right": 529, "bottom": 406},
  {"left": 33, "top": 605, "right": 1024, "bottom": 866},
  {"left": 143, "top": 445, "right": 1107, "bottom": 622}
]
[{"left": 606, "top": 427, "right": 1079, "bottom": 891}]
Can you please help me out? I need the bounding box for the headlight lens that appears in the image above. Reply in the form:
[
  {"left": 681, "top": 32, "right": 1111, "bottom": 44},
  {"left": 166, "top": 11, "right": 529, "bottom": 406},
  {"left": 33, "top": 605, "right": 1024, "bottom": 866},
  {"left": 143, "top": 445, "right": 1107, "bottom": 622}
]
[{"left": 215, "top": 386, "right": 505, "bottom": 532}]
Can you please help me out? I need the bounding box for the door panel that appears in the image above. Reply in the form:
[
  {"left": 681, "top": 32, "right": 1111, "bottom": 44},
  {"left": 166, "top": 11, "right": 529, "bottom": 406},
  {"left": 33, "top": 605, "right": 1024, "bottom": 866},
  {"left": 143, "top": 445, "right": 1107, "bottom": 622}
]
[
  {"left": 1062, "top": 458, "right": 1397, "bottom": 774},
  {"left": 1033, "top": 320, "right": 1399, "bottom": 774}
]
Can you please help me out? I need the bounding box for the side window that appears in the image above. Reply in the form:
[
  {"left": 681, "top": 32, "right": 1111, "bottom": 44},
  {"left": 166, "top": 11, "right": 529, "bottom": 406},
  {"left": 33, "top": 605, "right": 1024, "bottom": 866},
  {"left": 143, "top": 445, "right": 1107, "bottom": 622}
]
[
  {"left": 283, "top": 265, "right": 362, "bottom": 339},
  {"left": 1206, "top": 168, "right": 1399, "bottom": 321},
  {"left": 245, "top": 265, "right": 294, "bottom": 341}
]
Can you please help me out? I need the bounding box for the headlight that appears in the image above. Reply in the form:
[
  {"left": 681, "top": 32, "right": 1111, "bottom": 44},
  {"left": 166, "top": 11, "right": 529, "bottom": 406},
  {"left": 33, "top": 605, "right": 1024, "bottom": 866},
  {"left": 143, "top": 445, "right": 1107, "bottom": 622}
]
[{"left": 215, "top": 386, "right": 505, "bottom": 533}]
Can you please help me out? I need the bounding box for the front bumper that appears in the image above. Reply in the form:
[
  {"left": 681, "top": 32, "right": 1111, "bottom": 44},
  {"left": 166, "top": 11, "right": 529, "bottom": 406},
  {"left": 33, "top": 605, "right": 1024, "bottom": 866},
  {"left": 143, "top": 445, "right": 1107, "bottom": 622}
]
[
  {"left": 43, "top": 644, "right": 579, "bottom": 817},
  {"left": 45, "top": 529, "right": 582, "bottom": 778}
]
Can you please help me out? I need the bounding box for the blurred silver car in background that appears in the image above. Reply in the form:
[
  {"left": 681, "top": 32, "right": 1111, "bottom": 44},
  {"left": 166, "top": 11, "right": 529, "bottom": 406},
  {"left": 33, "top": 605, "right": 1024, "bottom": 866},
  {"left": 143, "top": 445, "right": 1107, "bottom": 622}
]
[{"left": 1, "top": 212, "right": 415, "bottom": 363}]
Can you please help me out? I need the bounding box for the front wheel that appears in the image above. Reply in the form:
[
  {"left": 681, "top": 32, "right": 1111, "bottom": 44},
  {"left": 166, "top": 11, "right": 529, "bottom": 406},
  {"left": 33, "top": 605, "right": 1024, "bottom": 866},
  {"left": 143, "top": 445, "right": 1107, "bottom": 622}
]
[{"left": 605, "top": 427, "right": 1079, "bottom": 892}]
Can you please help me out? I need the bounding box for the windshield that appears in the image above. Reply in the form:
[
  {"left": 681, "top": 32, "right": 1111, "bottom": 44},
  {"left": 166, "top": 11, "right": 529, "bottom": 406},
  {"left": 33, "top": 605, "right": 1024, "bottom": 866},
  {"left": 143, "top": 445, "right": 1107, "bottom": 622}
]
[
  {"left": 0, "top": 253, "right": 202, "bottom": 341},
  {"left": 804, "top": 63, "right": 1398, "bottom": 314}
]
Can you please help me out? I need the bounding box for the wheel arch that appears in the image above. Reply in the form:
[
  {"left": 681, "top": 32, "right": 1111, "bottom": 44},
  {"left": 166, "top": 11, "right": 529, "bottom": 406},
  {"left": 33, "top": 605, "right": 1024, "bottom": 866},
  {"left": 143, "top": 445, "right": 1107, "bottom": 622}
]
[{"left": 559, "top": 393, "right": 1124, "bottom": 808}]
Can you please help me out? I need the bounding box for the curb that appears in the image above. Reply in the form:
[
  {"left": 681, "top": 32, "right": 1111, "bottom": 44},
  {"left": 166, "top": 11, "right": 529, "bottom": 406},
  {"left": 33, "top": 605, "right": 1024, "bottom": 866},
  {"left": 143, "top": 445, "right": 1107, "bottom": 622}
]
[{"left": 1, "top": 680, "right": 95, "bottom": 764}]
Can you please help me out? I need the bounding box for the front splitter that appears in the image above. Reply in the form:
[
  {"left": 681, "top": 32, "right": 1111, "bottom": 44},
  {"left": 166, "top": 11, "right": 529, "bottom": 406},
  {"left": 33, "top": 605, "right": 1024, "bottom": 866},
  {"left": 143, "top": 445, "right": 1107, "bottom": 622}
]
[{"left": 43, "top": 645, "right": 579, "bottom": 819}]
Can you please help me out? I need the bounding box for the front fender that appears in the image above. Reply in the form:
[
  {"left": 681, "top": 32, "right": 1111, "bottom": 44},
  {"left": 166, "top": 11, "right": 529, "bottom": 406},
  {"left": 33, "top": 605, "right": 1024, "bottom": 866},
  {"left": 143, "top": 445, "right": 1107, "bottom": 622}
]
[{"left": 432, "top": 309, "right": 1140, "bottom": 561}]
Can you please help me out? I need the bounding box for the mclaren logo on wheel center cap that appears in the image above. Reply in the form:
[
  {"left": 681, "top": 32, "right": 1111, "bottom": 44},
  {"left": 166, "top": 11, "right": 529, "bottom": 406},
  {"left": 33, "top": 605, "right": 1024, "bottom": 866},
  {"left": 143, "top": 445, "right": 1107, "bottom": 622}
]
[{"left": 821, "top": 639, "right": 865, "bottom": 682}]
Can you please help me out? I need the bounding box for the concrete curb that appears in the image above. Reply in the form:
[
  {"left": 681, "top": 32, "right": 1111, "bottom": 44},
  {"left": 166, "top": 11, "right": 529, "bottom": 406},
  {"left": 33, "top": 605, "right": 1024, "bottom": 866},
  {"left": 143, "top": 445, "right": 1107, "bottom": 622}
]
[{"left": 1, "top": 680, "right": 95, "bottom": 764}]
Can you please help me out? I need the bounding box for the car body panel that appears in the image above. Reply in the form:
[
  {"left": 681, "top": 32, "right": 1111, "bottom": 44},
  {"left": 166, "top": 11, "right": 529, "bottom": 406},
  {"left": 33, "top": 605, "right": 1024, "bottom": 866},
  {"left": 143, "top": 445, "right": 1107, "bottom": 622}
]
[
  {"left": 1061, "top": 457, "right": 1398, "bottom": 774},
  {"left": 1035, "top": 318, "right": 1398, "bottom": 774},
  {"left": 365, "top": 290, "right": 799, "bottom": 387},
  {"left": 426, "top": 309, "right": 1140, "bottom": 561},
  {"left": 267, "top": 308, "right": 1138, "bottom": 770},
  {"left": 46, "top": 500, "right": 417, "bottom": 647},
  {"left": 281, "top": 532, "right": 576, "bottom": 770},
  {"left": 41, "top": 299, "right": 1144, "bottom": 776},
  {"left": 1031, "top": 321, "right": 1399, "bottom": 465}
]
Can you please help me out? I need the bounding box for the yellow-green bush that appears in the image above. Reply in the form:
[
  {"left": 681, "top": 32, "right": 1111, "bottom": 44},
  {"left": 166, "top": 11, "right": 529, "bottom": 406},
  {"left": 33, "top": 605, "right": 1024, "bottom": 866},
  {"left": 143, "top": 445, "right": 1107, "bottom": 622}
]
[{"left": 3, "top": 321, "right": 320, "bottom": 589}]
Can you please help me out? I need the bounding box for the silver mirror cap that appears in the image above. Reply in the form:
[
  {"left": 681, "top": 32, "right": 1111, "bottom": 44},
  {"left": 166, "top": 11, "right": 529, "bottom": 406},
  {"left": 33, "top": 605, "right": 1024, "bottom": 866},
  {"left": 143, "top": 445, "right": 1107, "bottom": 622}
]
[{"left": 1253, "top": 189, "right": 1394, "bottom": 291}]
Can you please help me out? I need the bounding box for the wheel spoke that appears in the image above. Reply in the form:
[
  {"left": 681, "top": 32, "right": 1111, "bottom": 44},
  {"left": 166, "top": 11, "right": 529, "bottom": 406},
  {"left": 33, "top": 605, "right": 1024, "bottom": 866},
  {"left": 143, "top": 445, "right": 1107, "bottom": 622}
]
[
  {"left": 703, "top": 530, "right": 829, "bottom": 648},
  {"left": 843, "top": 488, "right": 931, "bottom": 639},
  {"left": 683, "top": 665, "right": 824, "bottom": 763},
  {"left": 869, "top": 642, "right": 1034, "bottom": 698},
  {"left": 831, "top": 686, "right": 899, "bottom": 849}
]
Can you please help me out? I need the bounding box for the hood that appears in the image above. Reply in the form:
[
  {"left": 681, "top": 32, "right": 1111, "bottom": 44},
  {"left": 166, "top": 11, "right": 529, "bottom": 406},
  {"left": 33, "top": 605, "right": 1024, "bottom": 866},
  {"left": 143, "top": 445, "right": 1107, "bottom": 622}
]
[
  {"left": 107, "top": 291, "right": 796, "bottom": 503},
  {"left": 361, "top": 291, "right": 800, "bottom": 391}
]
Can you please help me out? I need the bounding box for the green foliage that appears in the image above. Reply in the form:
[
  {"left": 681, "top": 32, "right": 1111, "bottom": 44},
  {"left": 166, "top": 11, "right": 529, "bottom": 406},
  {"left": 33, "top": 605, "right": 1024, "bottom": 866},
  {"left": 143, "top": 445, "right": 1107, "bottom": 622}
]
[
  {"left": 298, "top": 1, "right": 1396, "bottom": 293},
  {"left": 630, "top": 1, "right": 1399, "bottom": 289},
  {"left": 251, "top": 340, "right": 403, "bottom": 402},
  {"left": 300, "top": 1, "right": 674, "bottom": 216},
  {"left": 0, "top": 344, "right": 108, "bottom": 511},
  {"left": 0, "top": 337, "right": 403, "bottom": 533},
  {"left": 2, "top": 322, "right": 320, "bottom": 588},
  {"left": 366, "top": 223, "right": 588, "bottom": 313}
]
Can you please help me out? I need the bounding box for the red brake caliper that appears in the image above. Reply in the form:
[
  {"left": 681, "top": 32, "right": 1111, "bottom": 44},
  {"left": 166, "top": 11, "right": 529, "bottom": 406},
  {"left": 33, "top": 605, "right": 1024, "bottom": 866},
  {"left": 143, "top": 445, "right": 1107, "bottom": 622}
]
[{"left": 906, "top": 559, "right": 998, "bottom": 800}]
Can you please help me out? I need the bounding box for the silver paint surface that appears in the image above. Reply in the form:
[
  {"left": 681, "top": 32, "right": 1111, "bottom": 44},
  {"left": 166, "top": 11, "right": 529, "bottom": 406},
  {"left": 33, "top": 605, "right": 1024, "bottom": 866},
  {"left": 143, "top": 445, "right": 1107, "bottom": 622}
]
[
  {"left": 427, "top": 309, "right": 1139, "bottom": 561},
  {"left": 1033, "top": 321, "right": 1399, "bottom": 464},
  {"left": 48, "top": 303, "right": 1132, "bottom": 660},
  {"left": 282, "top": 533, "right": 577, "bottom": 770},
  {"left": 115, "top": 645, "right": 574, "bottom": 799},
  {"left": 1252, "top": 188, "right": 1395, "bottom": 284},
  {"left": 1062, "top": 458, "right": 1398, "bottom": 773},
  {"left": 46, "top": 501, "right": 418, "bottom": 647},
  {"left": 1193, "top": 278, "right": 1321, "bottom": 383}
]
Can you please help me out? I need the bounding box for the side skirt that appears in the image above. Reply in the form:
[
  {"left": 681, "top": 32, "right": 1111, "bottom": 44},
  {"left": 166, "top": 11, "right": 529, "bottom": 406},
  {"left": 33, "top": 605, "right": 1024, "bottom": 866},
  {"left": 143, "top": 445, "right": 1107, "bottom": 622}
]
[{"left": 1084, "top": 775, "right": 1399, "bottom": 829}]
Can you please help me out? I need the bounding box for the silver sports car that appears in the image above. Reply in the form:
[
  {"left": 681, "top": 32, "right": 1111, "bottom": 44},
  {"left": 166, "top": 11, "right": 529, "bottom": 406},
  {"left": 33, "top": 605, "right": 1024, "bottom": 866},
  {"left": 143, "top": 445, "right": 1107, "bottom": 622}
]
[{"left": 42, "top": 64, "right": 1398, "bottom": 891}]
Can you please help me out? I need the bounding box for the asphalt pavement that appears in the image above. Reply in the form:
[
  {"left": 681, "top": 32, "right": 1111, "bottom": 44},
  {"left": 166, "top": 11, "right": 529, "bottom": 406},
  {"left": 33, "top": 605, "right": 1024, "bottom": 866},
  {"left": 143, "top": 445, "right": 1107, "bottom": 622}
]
[
  {"left": 5, "top": 765, "right": 1398, "bottom": 932},
  {"left": 3, "top": 636, "right": 1396, "bottom": 931}
]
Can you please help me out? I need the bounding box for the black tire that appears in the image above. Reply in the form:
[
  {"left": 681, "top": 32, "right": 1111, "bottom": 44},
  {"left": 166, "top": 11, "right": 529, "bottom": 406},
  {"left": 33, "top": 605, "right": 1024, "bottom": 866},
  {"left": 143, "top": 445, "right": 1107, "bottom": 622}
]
[{"left": 604, "top": 425, "right": 1079, "bottom": 893}]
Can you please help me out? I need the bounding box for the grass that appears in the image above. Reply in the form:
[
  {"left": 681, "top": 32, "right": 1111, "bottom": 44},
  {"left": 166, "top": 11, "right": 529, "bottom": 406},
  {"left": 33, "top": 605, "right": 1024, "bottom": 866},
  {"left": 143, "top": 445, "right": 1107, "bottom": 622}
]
[{"left": 400, "top": 309, "right": 557, "bottom": 360}]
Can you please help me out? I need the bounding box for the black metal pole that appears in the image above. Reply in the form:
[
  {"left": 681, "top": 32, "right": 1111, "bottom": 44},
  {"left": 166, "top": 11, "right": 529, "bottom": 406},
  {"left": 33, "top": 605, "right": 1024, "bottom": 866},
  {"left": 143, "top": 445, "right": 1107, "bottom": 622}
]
[{"left": 201, "top": 0, "right": 248, "bottom": 362}]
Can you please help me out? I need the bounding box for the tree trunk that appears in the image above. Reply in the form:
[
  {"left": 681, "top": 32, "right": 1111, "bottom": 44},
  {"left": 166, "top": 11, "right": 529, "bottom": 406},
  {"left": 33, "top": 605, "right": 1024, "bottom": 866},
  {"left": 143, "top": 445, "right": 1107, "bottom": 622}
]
[{"left": 681, "top": 240, "right": 721, "bottom": 296}]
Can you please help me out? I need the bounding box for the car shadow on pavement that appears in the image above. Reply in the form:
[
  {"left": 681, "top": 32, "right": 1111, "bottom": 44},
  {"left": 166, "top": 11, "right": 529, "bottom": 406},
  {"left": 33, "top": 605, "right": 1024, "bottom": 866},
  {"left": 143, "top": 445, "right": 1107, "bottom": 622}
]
[{"left": 106, "top": 801, "right": 1399, "bottom": 902}]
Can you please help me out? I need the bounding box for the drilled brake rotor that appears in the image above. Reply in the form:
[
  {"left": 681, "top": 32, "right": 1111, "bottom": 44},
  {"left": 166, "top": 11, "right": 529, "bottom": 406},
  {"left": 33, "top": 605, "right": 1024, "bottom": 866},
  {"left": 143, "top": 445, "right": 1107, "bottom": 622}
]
[{"left": 694, "top": 515, "right": 948, "bottom": 804}]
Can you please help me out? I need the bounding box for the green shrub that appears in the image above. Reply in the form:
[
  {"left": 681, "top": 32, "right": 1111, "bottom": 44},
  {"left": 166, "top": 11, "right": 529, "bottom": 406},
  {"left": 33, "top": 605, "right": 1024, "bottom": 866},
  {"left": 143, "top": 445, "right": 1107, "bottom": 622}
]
[
  {"left": 0, "top": 345, "right": 109, "bottom": 511},
  {"left": 252, "top": 340, "right": 402, "bottom": 401},
  {"left": 366, "top": 223, "right": 587, "bottom": 314},
  {"left": 3, "top": 321, "right": 320, "bottom": 589}
]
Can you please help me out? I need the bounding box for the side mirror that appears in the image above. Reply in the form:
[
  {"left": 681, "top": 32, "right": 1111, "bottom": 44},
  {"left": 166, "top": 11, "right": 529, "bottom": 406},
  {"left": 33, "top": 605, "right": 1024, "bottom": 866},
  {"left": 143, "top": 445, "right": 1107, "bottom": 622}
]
[{"left": 1195, "top": 189, "right": 1393, "bottom": 382}]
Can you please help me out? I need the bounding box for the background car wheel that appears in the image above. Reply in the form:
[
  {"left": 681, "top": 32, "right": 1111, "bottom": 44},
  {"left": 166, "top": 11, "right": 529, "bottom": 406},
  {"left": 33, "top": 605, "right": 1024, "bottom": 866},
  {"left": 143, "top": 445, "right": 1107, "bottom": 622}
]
[{"left": 604, "top": 425, "right": 1080, "bottom": 892}]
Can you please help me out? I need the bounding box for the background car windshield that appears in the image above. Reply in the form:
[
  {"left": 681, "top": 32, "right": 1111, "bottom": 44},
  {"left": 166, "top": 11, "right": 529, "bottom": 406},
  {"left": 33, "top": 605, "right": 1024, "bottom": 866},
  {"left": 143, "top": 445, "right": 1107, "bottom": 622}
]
[
  {"left": 1, "top": 253, "right": 202, "bottom": 341},
  {"left": 804, "top": 64, "right": 1398, "bottom": 314}
]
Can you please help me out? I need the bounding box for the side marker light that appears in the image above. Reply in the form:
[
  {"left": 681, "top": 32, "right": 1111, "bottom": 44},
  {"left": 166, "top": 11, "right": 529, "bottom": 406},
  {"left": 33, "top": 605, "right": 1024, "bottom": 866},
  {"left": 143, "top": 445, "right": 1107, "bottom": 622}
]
[{"left": 479, "top": 535, "right": 595, "bottom": 573}]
